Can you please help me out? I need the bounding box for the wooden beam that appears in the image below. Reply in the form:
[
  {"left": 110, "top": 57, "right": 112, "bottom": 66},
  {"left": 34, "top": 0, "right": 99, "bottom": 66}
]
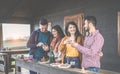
[{"left": 0, "top": 23, "right": 3, "bottom": 48}]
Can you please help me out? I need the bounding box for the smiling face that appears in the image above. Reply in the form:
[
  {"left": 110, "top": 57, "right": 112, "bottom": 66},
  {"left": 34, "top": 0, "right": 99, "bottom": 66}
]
[
  {"left": 68, "top": 24, "right": 76, "bottom": 35},
  {"left": 84, "top": 20, "right": 89, "bottom": 31},
  {"left": 52, "top": 29, "right": 58, "bottom": 38}
]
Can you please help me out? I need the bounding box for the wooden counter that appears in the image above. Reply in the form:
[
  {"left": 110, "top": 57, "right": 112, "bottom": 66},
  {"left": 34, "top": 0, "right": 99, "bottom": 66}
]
[
  {"left": 15, "top": 59, "right": 102, "bottom": 74},
  {"left": 15, "top": 59, "right": 120, "bottom": 74}
]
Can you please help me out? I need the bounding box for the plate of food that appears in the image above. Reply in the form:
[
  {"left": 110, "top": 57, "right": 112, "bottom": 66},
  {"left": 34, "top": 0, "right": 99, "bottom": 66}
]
[
  {"left": 58, "top": 63, "right": 71, "bottom": 68},
  {"left": 50, "top": 63, "right": 61, "bottom": 67},
  {"left": 38, "top": 57, "right": 49, "bottom": 64},
  {"left": 23, "top": 57, "right": 33, "bottom": 62}
]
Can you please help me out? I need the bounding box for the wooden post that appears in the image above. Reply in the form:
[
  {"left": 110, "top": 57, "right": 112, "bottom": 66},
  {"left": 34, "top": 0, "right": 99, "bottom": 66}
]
[
  {"left": 0, "top": 53, "right": 8, "bottom": 74},
  {"left": 15, "top": 60, "right": 21, "bottom": 74},
  {"left": 0, "top": 23, "right": 3, "bottom": 48}
]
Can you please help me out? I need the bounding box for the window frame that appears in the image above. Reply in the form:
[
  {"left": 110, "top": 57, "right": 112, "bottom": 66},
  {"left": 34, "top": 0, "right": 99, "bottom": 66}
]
[{"left": 64, "top": 13, "right": 84, "bottom": 35}]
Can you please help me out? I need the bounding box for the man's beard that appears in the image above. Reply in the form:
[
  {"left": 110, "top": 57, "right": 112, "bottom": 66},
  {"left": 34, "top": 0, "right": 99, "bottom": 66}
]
[{"left": 84, "top": 28, "right": 89, "bottom": 36}]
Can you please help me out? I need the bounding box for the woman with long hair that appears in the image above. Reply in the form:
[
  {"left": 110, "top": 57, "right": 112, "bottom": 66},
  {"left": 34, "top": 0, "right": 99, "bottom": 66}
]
[
  {"left": 50, "top": 25, "right": 64, "bottom": 61},
  {"left": 58, "top": 21, "right": 83, "bottom": 68}
]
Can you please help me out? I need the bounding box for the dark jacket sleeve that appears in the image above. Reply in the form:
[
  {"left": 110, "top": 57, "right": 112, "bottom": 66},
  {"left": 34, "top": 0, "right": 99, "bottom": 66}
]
[
  {"left": 45, "top": 31, "right": 52, "bottom": 53},
  {"left": 27, "top": 31, "right": 38, "bottom": 49}
]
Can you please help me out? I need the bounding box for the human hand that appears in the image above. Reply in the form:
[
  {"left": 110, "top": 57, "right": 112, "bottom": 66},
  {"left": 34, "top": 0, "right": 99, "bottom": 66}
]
[
  {"left": 67, "top": 40, "right": 78, "bottom": 47},
  {"left": 64, "top": 39, "right": 72, "bottom": 44},
  {"left": 36, "top": 42, "right": 44, "bottom": 47},
  {"left": 42, "top": 44, "right": 49, "bottom": 51},
  {"left": 53, "top": 50, "right": 57, "bottom": 54},
  {"left": 81, "top": 67, "right": 86, "bottom": 73},
  {"left": 99, "top": 51, "right": 103, "bottom": 58}
]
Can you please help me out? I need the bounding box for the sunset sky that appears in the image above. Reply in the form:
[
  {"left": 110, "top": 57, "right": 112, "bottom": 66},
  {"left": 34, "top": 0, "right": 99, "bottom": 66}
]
[{"left": 2, "top": 23, "right": 30, "bottom": 40}]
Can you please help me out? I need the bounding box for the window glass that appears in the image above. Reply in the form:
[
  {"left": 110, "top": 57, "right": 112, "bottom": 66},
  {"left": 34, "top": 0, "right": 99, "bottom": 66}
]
[{"left": 2, "top": 23, "right": 30, "bottom": 49}]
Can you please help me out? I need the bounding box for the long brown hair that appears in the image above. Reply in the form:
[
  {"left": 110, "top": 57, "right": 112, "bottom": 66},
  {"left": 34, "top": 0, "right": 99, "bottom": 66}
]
[{"left": 65, "top": 21, "right": 82, "bottom": 42}]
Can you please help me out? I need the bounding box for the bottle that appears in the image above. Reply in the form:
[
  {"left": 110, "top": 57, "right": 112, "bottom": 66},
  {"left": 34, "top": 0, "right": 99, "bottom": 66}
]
[{"left": 49, "top": 47, "right": 55, "bottom": 63}]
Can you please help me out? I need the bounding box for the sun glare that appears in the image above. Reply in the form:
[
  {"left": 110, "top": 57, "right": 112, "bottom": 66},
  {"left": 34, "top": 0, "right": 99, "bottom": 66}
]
[{"left": 12, "top": 35, "right": 20, "bottom": 40}]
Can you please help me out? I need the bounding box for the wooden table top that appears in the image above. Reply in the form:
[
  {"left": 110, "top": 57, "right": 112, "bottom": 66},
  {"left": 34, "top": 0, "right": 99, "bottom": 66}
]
[{"left": 0, "top": 49, "right": 29, "bottom": 54}]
